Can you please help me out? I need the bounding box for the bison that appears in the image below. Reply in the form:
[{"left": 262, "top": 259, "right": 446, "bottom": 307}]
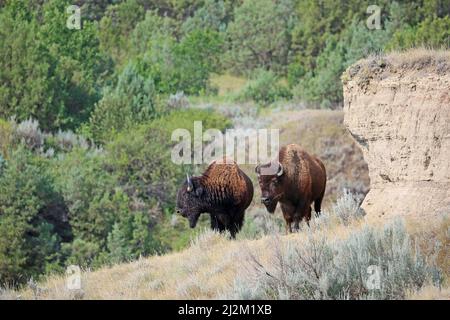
[
  {"left": 176, "top": 158, "right": 254, "bottom": 238},
  {"left": 255, "top": 144, "right": 326, "bottom": 233}
]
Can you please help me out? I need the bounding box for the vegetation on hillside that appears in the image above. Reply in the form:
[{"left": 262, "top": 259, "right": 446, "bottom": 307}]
[
  {"left": 1, "top": 0, "right": 449, "bottom": 288},
  {"left": 2, "top": 194, "right": 447, "bottom": 300}
]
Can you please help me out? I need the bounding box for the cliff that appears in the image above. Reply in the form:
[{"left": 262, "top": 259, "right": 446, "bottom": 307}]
[{"left": 342, "top": 49, "right": 450, "bottom": 221}]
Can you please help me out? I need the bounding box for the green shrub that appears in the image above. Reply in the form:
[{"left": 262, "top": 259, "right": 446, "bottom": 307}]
[
  {"left": 292, "top": 16, "right": 396, "bottom": 108},
  {"left": 0, "top": 119, "right": 13, "bottom": 158},
  {"left": 226, "top": 0, "right": 295, "bottom": 73},
  {"left": 87, "top": 62, "right": 160, "bottom": 143},
  {"left": 235, "top": 69, "right": 292, "bottom": 105},
  {"left": 0, "top": 0, "right": 112, "bottom": 131},
  {"left": 131, "top": 11, "right": 223, "bottom": 96},
  {"left": 181, "top": 0, "right": 229, "bottom": 34},
  {"left": 53, "top": 146, "right": 163, "bottom": 267},
  {"left": 53, "top": 148, "right": 119, "bottom": 249},
  {"left": 0, "top": 147, "right": 67, "bottom": 285},
  {"left": 98, "top": 0, "right": 145, "bottom": 65},
  {"left": 388, "top": 16, "right": 450, "bottom": 50}
]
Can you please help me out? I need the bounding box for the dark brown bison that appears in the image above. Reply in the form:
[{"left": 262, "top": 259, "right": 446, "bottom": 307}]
[
  {"left": 176, "top": 158, "right": 254, "bottom": 238},
  {"left": 255, "top": 144, "right": 326, "bottom": 233}
]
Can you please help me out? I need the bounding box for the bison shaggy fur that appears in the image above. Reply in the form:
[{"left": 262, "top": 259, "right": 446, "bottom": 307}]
[{"left": 176, "top": 158, "right": 254, "bottom": 238}]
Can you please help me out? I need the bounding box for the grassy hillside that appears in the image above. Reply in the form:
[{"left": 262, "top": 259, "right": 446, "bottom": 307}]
[{"left": 3, "top": 209, "right": 448, "bottom": 300}]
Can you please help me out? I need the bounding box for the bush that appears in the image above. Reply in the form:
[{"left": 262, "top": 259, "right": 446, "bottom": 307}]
[
  {"left": 0, "top": 1, "right": 112, "bottom": 131},
  {"left": 235, "top": 69, "right": 292, "bottom": 105},
  {"left": 332, "top": 189, "right": 365, "bottom": 226},
  {"left": 53, "top": 146, "right": 163, "bottom": 268},
  {"left": 388, "top": 16, "right": 450, "bottom": 50},
  {"left": 131, "top": 12, "right": 224, "bottom": 95},
  {"left": 226, "top": 219, "right": 441, "bottom": 299},
  {"left": 0, "top": 147, "right": 67, "bottom": 285},
  {"left": 0, "top": 119, "right": 13, "bottom": 158},
  {"left": 53, "top": 130, "right": 89, "bottom": 152},
  {"left": 87, "top": 62, "right": 160, "bottom": 144},
  {"left": 167, "top": 92, "right": 190, "bottom": 110},
  {"left": 181, "top": 0, "right": 229, "bottom": 34},
  {"left": 12, "top": 118, "right": 44, "bottom": 150},
  {"left": 226, "top": 0, "right": 295, "bottom": 73}
]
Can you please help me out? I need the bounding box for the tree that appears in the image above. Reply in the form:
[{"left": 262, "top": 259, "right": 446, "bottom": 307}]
[
  {"left": 0, "top": 147, "right": 66, "bottom": 285},
  {"left": 227, "top": 0, "right": 296, "bottom": 74},
  {"left": 98, "top": 0, "right": 145, "bottom": 65},
  {"left": 388, "top": 16, "right": 450, "bottom": 49},
  {"left": 88, "top": 63, "right": 158, "bottom": 143},
  {"left": 0, "top": 0, "right": 112, "bottom": 131}
]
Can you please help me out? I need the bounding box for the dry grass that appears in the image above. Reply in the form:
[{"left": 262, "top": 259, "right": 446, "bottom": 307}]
[
  {"left": 3, "top": 209, "right": 447, "bottom": 300},
  {"left": 408, "top": 286, "right": 450, "bottom": 300},
  {"left": 343, "top": 48, "right": 450, "bottom": 85},
  {"left": 210, "top": 73, "right": 248, "bottom": 96},
  {"left": 383, "top": 48, "right": 450, "bottom": 71}
]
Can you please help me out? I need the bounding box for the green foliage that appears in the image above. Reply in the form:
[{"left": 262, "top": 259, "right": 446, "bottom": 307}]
[
  {"left": 0, "top": 119, "right": 13, "bottom": 158},
  {"left": 227, "top": 0, "right": 295, "bottom": 73},
  {"left": 0, "top": 0, "right": 112, "bottom": 131},
  {"left": 172, "top": 29, "right": 225, "bottom": 94},
  {"left": 181, "top": 0, "right": 229, "bottom": 33},
  {"left": 0, "top": 147, "right": 65, "bottom": 284},
  {"left": 236, "top": 69, "right": 292, "bottom": 105},
  {"left": 132, "top": 14, "right": 224, "bottom": 95},
  {"left": 292, "top": 13, "right": 398, "bottom": 108},
  {"left": 293, "top": 36, "right": 347, "bottom": 108},
  {"left": 53, "top": 149, "right": 118, "bottom": 247},
  {"left": 98, "top": 0, "right": 145, "bottom": 65},
  {"left": 87, "top": 63, "right": 159, "bottom": 143},
  {"left": 388, "top": 16, "right": 450, "bottom": 49}
]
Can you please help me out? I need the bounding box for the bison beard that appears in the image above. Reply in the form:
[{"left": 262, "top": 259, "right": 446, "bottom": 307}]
[
  {"left": 176, "top": 159, "right": 254, "bottom": 238},
  {"left": 256, "top": 144, "right": 326, "bottom": 233}
]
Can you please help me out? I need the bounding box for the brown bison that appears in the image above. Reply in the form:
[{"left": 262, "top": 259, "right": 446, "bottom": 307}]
[
  {"left": 255, "top": 144, "right": 326, "bottom": 233},
  {"left": 176, "top": 158, "right": 254, "bottom": 238}
]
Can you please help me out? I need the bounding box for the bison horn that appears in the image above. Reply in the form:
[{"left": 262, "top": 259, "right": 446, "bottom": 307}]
[
  {"left": 186, "top": 173, "right": 193, "bottom": 192},
  {"left": 276, "top": 162, "right": 284, "bottom": 177},
  {"left": 255, "top": 164, "right": 260, "bottom": 176}
]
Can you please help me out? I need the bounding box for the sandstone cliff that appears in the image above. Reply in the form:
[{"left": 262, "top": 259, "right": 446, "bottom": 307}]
[{"left": 342, "top": 49, "right": 450, "bottom": 221}]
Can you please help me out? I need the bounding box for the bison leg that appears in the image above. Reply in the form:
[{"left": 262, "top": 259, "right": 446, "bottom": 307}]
[
  {"left": 293, "top": 217, "right": 300, "bottom": 232},
  {"left": 314, "top": 194, "right": 324, "bottom": 217},
  {"left": 280, "top": 203, "right": 295, "bottom": 234},
  {"left": 295, "top": 201, "right": 312, "bottom": 229},
  {"left": 210, "top": 214, "right": 226, "bottom": 233},
  {"left": 230, "top": 211, "right": 245, "bottom": 239},
  {"left": 304, "top": 206, "right": 312, "bottom": 226},
  {"left": 285, "top": 220, "right": 292, "bottom": 234}
]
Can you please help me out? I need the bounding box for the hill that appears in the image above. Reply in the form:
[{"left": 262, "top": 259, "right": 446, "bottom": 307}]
[
  {"left": 3, "top": 210, "right": 448, "bottom": 300},
  {"left": 1, "top": 104, "right": 448, "bottom": 300}
]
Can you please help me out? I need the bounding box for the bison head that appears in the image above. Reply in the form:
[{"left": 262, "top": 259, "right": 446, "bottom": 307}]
[
  {"left": 176, "top": 174, "right": 204, "bottom": 228},
  {"left": 255, "top": 162, "right": 284, "bottom": 214}
]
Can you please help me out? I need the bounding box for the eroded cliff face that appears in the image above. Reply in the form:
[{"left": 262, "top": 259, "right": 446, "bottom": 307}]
[{"left": 342, "top": 50, "right": 450, "bottom": 220}]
